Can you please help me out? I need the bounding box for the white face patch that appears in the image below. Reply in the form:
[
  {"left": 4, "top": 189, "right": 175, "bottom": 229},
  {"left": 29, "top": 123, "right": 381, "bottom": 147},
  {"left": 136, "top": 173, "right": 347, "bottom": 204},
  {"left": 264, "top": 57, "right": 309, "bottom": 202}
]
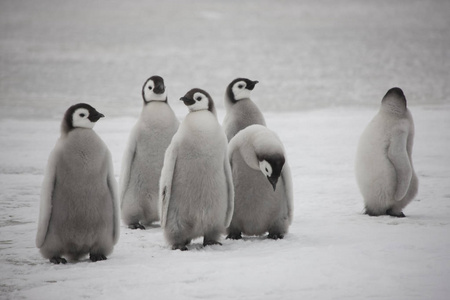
[
  {"left": 72, "top": 108, "right": 95, "bottom": 129},
  {"left": 232, "top": 81, "right": 252, "bottom": 101},
  {"left": 259, "top": 160, "right": 272, "bottom": 177},
  {"left": 143, "top": 79, "right": 167, "bottom": 102},
  {"left": 188, "top": 92, "right": 210, "bottom": 112}
]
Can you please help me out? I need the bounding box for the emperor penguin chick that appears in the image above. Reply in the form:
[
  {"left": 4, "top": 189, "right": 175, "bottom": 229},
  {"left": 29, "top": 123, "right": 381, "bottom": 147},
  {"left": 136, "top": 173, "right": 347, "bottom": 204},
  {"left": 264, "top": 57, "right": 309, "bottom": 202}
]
[
  {"left": 355, "top": 87, "right": 418, "bottom": 217},
  {"left": 120, "top": 76, "right": 179, "bottom": 229},
  {"left": 223, "top": 78, "right": 266, "bottom": 141},
  {"left": 227, "top": 125, "right": 293, "bottom": 240},
  {"left": 160, "top": 88, "right": 234, "bottom": 250},
  {"left": 36, "top": 103, "right": 120, "bottom": 264}
]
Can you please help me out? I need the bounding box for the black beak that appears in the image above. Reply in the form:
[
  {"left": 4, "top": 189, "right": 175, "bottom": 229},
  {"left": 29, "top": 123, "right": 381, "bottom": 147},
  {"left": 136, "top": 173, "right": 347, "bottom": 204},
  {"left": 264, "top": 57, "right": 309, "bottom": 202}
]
[
  {"left": 89, "top": 112, "right": 105, "bottom": 122},
  {"left": 267, "top": 176, "right": 278, "bottom": 191},
  {"left": 180, "top": 97, "right": 195, "bottom": 106},
  {"left": 247, "top": 80, "right": 259, "bottom": 91},
  {"left": 153, "top": 83, "right": 165, "bottom": 94}
]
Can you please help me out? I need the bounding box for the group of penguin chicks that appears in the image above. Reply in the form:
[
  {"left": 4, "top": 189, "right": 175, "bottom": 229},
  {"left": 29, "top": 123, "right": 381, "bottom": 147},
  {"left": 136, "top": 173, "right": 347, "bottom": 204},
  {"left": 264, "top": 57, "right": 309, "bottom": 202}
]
[{"left": 36, "top": 76, "right": 418, "bottom": 264}]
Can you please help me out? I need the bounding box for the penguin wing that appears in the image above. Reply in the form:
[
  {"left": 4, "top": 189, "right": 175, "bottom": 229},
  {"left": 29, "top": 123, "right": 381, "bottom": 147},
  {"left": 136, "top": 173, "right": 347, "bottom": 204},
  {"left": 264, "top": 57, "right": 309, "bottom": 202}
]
[
  {"left": 159, "top": 140, "right": 178, "bottom": 228},
  {"left": 223, "top": 148, "right": 235, "bottom": 227},
  {"left": 388, "top": 127, "right": 412, "bottom": 201},
  {"left": 281, "top": 162, "right": 294, "bottom": 224},
  {"left": 106, "top": 150, "right": 120, "bottom": 244},
  {"left": 36, "top": 142, "right": 62, "bottom": 248},
  {"left": 119, "top": 127, "right": 137, "bottom": 207}
]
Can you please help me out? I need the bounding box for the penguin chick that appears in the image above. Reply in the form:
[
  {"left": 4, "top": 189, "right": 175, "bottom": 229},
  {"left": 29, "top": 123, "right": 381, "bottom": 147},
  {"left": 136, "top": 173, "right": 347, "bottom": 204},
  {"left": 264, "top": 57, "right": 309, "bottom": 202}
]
[
  {"left": 226, "top": 124, "right": 293, "bottom": 240},
  {"left": 160, "top": 88, "right": 234, "bottom": 250},
  {"left": 355, "top": 87, "right": 418, "bottom": 217},
  {"left": 120, "top": 76, "right": 179, "bottom": 229},
  {"left": 223, "top": 78, "right": 266, "bottom": 141},
  {"left": 36, "top": 103, "right": 120, "bottom": 264}
]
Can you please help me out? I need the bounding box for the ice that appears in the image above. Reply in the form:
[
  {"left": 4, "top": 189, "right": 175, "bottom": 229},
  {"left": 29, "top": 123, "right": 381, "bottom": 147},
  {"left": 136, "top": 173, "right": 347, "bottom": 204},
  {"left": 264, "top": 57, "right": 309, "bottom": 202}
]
[{"left": 1, "top": 0, "right": 449, "bottom": 299}]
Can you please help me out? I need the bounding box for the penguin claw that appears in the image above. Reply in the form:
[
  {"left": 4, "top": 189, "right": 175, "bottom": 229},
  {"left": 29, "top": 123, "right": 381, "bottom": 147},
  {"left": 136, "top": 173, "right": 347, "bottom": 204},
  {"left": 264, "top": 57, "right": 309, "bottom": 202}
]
[
  {"left": 268, "top": 233, "right": 284, "bottom": 240},
  {"left": 172, "top": 244, "right": 188, "bottom": 251},
  {"left": 203, "top": 240, "right": 222, "bottom": 247},
  {"left": 226, "top": 233, "right": 242, "bottom": 240},
  {"left": 387, "top": 209, "right": 406, "bottom": 218},
  {"left": 90, "top": 254, "right": 107, "bottom": 262},
  {"left": 50, "top": 257, "right": 67, "bottom": 264},
  {"left": 129, "top": 223, "right": 146, "bottom": 230}
]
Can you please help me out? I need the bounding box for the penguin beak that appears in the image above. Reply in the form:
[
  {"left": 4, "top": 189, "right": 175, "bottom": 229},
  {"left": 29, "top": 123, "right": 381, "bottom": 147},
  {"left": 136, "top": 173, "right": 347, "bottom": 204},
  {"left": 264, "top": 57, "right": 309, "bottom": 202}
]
[
  {"left": 153, "top": 83, "right": 165, "bottom": 94},
  {"left": 247, "top": 80, "right": 259, "bottom": 91},
  {"left": 267, "top": 176, "right": 278, "bottom": 191},
  {"left": 89, "top": 112, "right": 105, "bottom": 122},
  {"left": 180, "top": 97, "right": 195, "bottom": 106}
]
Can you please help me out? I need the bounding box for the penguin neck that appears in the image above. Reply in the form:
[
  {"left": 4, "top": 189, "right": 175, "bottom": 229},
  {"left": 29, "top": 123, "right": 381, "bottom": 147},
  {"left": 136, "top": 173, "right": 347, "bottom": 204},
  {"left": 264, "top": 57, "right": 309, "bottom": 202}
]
[{"left": 380, "top": 101, "right": 406, "bottom": 117}]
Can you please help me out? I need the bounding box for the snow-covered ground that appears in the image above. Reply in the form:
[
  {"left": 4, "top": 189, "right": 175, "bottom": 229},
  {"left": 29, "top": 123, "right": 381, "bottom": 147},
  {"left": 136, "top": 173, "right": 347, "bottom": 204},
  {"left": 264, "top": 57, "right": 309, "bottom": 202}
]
[{"left": 1, "top": 0, "right": 449, "bottom": 299}]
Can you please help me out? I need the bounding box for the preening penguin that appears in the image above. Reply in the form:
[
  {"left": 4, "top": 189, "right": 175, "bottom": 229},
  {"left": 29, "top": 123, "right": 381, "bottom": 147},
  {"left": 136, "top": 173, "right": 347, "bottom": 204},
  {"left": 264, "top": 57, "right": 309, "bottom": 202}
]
[
  {"left": 227, "top": 125, "right": 293, "bottom": 240},
  {"left": 355, "top": 87, "right": 418, "bottom": 217},
  {"left": 120, "top": 76, "right": 179, "bottom": 229},
  {"left": 36, "top": 103, "right": 120, "bottom": 264},
  {"left": 223, "top": 78, "right": 266, "bottom": 141},
  {"left": 159, "top": 88, "right": 234, "bottom": 250}
]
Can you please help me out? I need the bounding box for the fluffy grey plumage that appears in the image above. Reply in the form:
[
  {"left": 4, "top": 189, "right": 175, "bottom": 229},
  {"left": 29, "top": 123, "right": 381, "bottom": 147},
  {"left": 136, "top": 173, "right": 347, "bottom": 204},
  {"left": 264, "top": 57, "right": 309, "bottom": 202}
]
[
  {"left": 223, "top": 78, "right": 266, "bottom": 141},
  {"left": 120, "top": 76, "right": 179, "bottom": 229},
  {"left": 160, "top": 88, "right": 234, "bottom": 250},
  {"left": 227, "top": 125, "right": 293, "bottom": 240},
  {"left": 355, "top": 87, "right": 418, "bottom": 217},
  {"left": 36, "top": 103, "right": 119, "bottom": 263}
]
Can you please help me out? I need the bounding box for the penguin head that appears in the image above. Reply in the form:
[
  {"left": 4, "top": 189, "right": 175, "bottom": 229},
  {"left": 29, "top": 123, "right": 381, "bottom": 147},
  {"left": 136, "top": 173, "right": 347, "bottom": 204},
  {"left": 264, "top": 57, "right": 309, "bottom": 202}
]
[
  {"left": 142, "top": 75, "right": 167, "bottom": 103},
  {"left": 180, "top": 88, "right": 216, "bottom": 114},
  {"left": 226, "top": 78, "right": 259, "bottom": 103},
  {"left": 62, "top": 103, "right": 104, "bottom": 134},
  {"left": 381, "top": 87, "right": 407, "bottom": 115},
  {"left": 257, "top": 154, "right": 285, "bottom": 191}
]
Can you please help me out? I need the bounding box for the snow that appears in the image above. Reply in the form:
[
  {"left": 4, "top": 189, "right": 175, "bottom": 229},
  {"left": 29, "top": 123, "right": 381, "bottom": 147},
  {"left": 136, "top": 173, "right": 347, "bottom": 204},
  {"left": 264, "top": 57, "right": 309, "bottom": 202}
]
[{"left": 1, "top": 0, "right": 450, "bottom": 299}]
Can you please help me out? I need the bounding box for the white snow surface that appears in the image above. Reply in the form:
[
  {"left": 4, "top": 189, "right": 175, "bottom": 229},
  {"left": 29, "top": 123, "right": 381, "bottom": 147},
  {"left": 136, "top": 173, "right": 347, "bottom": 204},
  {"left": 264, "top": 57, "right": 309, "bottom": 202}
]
[{"left": 1, "top": 0, "right": 450, "bottom": 299}]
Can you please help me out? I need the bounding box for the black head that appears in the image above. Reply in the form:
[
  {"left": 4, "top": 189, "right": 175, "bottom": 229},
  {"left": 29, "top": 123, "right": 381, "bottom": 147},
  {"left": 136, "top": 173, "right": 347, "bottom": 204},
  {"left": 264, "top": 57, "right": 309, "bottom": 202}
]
[
  {"left": 226, "top": 78, "right": 259, "bottom": 103},
  {"left": 180, "top": 88, "right": 216, "bottom": 113},
  {"left": 61, "top": 103, "right": 104, "bottom": 134},
  {"left": 142, "top": 75, "right": 167, "bottom": 103},
  {"left": 257, "top": 153, "right": 285, "bottom": 191},
  {"left": 381, "top": 87, "right": 407, "bottom": 113}
]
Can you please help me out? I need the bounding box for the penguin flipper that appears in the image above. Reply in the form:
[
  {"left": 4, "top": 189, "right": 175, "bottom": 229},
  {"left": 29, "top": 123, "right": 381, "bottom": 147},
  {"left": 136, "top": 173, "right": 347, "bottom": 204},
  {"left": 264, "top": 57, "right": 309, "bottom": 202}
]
[
  {"left": 223, "top": 149, "right": 234, "bottom": 228},
  {"left": 36, "top": 143, "right": 61, "bottom": 248},
  {"left": 159, "top": 141, "right": 178, "bottom": 228},
  {"left": 281, "top": 161, "right": 294, "bottom": 224},
  {"left": 119, "top": 128, "right": 137, "bottom": 207},
  {"left": 106, "top": 150, "right": 120, "bottom": 244},
  {"left": 388, "top": 128, "right": 412, "bottom": 201}
]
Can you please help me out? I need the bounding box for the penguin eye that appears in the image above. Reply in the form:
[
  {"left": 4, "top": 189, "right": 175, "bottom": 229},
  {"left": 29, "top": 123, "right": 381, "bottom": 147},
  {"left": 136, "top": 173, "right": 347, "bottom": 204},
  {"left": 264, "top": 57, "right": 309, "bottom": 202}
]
[
  {"left": 265, "top": 168, "right": 269, "bottom": 172},
  {"left": 148, "top": 86, "right": 152, "bottom": 90},
  {"left": 238, "top": 84, "right": 244, "bottom": 89},
  {"left": 196, "top": 96, "right": 202, "bottom": 101},
  {"left": 79, "top": 113, "right": 85, "bottom": 117}
]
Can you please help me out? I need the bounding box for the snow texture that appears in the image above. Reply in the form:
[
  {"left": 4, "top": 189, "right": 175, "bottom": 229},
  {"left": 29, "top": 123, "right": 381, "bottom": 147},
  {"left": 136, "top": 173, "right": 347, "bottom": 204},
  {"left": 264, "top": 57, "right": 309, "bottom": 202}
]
[{"left": 1, "top": 0, "right": 449, "bottom": 299}]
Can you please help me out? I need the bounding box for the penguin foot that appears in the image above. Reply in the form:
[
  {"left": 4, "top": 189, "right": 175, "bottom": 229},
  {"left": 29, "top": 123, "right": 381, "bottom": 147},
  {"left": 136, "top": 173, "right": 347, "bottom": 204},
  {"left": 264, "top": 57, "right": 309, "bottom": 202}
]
[
  {"left": 203, "top": 240, "right": 222, "bottom": 247},
  {"left": 50, "top": 257, "right": 67, "bottom": 264},
  {"left": 171, "top": 244, "right": 188, "bottom": 251},
  {"left": 226, "top": 232, "right": 242, "bottom": 240},
  {"left": 90, "top": 254, "right": 107, "bottom": 262},
  {"left": 129, "top": 223, "right": 146, "bottom": 230},
  {"left": 387, "top": 209, "right": 406, "bottom": 218},
  {"left": 268, "top": 233, "right": 284, "bottom": 240}
]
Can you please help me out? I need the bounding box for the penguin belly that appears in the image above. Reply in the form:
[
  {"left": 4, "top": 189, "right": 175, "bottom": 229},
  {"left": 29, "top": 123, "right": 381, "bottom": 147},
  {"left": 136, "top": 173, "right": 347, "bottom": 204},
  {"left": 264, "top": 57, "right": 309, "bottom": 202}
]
[
  {"left": 42, "top": 131, "right": 114, "bottom": 260},
  {"left": 356, "top": 122, "right": 397, "bottom": 215},
  {"left": 230, "top": 153, "right": 288, "bottom": 236}
]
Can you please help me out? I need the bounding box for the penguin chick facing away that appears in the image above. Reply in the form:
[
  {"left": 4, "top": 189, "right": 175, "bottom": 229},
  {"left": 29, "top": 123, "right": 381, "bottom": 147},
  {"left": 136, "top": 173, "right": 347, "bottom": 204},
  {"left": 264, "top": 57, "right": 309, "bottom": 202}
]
[
  {"left": 36, "top": 103, "right": 120, "bottom": 264},
  {"left": 226, "top": 124, "right": 293, "bottom": 240},
  {"left": 355, "top": 87, "right": 418, "bottom": 217},
  {"left": 120, "top": 76, "right": 179, "bottom": 230},
  {"left": 223, "top": 78, "right": 266, "bottom": 141},
  {"left": 159, "top": 88, "right": 234, "bottom": 250}
]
